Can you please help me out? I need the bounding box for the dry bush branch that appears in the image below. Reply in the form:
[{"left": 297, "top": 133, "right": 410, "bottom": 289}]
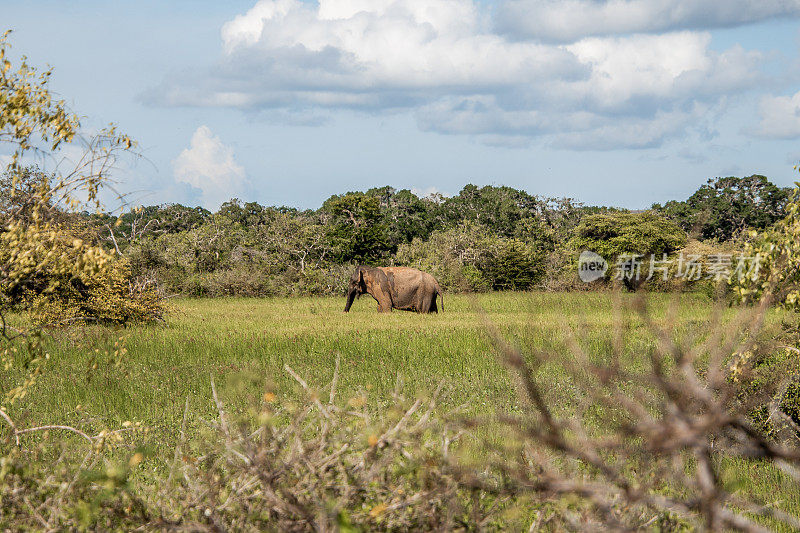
[{"left": 466, "top": 294, "right": 800, "bottom": 531}]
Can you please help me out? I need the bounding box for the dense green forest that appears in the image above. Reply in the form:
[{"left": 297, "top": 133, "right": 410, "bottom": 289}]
[{"left": 1, "top": 168, "right": 793, "bottom": 298}]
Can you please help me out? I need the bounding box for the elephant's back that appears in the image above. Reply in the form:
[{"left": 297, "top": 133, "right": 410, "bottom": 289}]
[{"left": 381, "top": 266, "right": 424, "bottom": 282}]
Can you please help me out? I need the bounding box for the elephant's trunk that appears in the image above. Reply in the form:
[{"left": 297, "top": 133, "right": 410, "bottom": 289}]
[{"left": 344, "top": 289, "right": 357, "bottom": 312}]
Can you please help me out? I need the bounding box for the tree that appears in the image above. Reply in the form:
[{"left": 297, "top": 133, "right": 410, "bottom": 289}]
[
  {"left": 441, "top": 184, "right": 544, "bottom": 237},
  {"left": 0, "top": 166, "right": 59, "bottom": 225},
  {"left": 732, "top": 179, "right": 800, "bottom": 310},
  {"left": 218, "top": 198, "right": 271, "bottom": 227},
  {"left": 321, "top": 192, "right": 390, "bottom": 263},
  {"left": 653, "top": 175, "right": 792, "bottom": 241},
  {"left": 365, "top": 186, "right": 440, "bottom": 250},
  {"left": 0, "top": 30, "right": 162, "bottom": 322},
  {"left": 0, "top": 30, "right": 160, "bottom": 423},
  {"left": 569, "top": 211, "right": 687, "bottom": 289}
]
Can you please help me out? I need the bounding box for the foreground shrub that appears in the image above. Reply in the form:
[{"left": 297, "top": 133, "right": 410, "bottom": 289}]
[
  {"left": 0, "top": 368, "right": 504, "bottom": 531},
  {"left": 469, "top": 296, "right": 800, "bottom": 530},
  {"left": 4, "top": 296, "right": 800, "bottom": 531},
  {"left": 733, "top": 182, "right": 800, "bottom": 310}
]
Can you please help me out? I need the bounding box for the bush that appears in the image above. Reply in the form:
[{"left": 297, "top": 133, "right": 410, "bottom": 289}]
[
  {"left": 0, "top": 369, "right": 504, "bottom": 531},
  {"left": 292, "top": 263, "right": 353, "bottom": 296},
  {"left": 569, "top": 211, "right": 688, "bottom": 290},
  {"left": 23, "top": 257, "right": 164, "bottom": 326},
  {"left": 732, "top": 183, "right": 800, "bottom": 310},
  {"left": 662, "top": 239, "right": 740, "bottom": 296},
  {"left": 479, "top": 238, "right": 543, "bottom": 290},
  {"left": 396, "top": 222, "right": 544, "bottom": 292},
  {"left": 570, "top": 211, "right": 687, "bottom": 261}
]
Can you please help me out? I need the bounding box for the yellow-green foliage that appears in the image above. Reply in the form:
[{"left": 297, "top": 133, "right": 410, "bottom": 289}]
[
  {"left": 1, "top": 218, "right": 163, "bottom": 325},
  {"left": 0, "top": 220, "right": 113, "bottom": 295},
  {"left": 732, "top": 180, "right": 800, "bottom": 310},
  {"left": 0, "top": 31, "right": 156, "bottom": 327},
  {"left": 24, "top": 258, "right": 164, "bottom": 326},
  {"left": 657, "top": 238, "right": 740, "bottom": 294}
]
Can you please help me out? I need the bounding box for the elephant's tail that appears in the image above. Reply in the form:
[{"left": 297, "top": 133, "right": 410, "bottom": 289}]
[{"left": 438, "top": 288, "right": 444, "bottom": 312}]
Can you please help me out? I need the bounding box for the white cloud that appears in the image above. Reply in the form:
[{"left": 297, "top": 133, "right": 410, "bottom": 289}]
[
  {"left": 496, "top": 0, "right": 800, "bottom": 42},
  {"left": 147, "top": 0, "right": 767, "bottom": 150},
  {"left": 217, "top": 0, "right": 581, "bottom": 93},
  {"left": 563, "top": 34, "right": 761, "bottom": 111},
  {"left": 411, "top": 185, "right": 448, "bottom": 199},
  {"left": 172, "top": 126, "right": 247, "bottom": 209},
  {"left": 756, "top": 91, "right": 800, "bottom": 139},
  {"left": 550, "top": 105, "right": 712, "bottom": 150}
]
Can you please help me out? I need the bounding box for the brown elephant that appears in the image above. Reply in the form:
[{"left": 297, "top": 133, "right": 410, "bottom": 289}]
[{"left": 343, "top": 266, "right": 444, "bottom": 313}]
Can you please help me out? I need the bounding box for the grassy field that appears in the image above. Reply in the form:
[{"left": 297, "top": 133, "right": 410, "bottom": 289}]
[
  {"left": 10, "top": 293, "right": 711, "bottom": 434},
  {"left": 4, "top": 291, "right": 800, "bottom": 528},
  {"left": 7, "top": 291, "right": 752, "bottom": 449}
]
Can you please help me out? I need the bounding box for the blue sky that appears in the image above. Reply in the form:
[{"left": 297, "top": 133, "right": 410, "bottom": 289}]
[{"left": 4, "top": 0, "right": 800, "bottom": 210}]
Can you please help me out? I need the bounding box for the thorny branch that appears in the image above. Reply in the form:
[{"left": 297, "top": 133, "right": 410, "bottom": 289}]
[{"left": 469, "top": 294, "right": 800, "bottom": 531}]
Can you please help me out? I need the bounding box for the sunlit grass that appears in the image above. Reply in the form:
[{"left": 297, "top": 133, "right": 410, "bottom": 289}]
[
  {"left": 10, "top": 292, "right": 728, "bottom": 444},
  {"left": 4, "top": 291, "right": 798, "bottom": 527}
]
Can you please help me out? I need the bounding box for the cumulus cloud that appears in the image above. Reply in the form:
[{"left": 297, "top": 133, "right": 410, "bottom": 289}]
[
  {"left": 496, "top": 0, "right": 800, "bottom": 42},
  {"left": 159, "top": 0, "right": 584, "bottom": 109},
  {"left": 172, "top": 126, "right": 247, "bottom": 209},
  {"left": 146, "top": 0, "right": 768, "bottom": 150},
  {"left": 756, "top": 91, "right": 800, "bottom": 139},
  {"left": 411, "top": 185, "right": 448, "bottom": 199}
]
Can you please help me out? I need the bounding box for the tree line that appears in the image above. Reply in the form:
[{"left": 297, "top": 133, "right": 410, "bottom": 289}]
[{"left": 3, "top": 169, "right": 790, "bottom": 300}]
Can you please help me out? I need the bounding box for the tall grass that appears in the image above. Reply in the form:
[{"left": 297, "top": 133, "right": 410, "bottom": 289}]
[
  {"left": 2, "top": 291, "right": 798, "bottom": 530},
  {"left": 7, "top": 293, "right": 729, "bottom": 451}
]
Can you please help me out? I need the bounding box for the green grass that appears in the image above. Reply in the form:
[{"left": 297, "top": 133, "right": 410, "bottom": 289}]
[
  {"left": 4, "top": 292, "right": 742, "bottom": 446},
  {"left": 3, "top": 291, "right": 799, "bottom": 529}
]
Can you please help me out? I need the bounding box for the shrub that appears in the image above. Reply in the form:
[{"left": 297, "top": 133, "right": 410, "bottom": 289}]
[
  {"left": 569, "top": 211, "right": 688, "bottom": 290},
  {"left": 478, "top": 237, "right": 543, "bottom": 290},
  {"left": 660, "top": 239, "right": 740, "bottom": 296},
  {"left": 733, "top": 342, "right": 800, "bottom": 442},
  {"left": 22, "top": 257, "right": 164, "bottom": 326},
  {"left": 396, "top": 222, "right": 544, "bottom": 292},
  {"left": 732, "top": 183, "right": 800, "bottom": 310},
  {"left": 569, "top": 211, "right": 687, "bottom": 261},
  {"left": 0, "top": 368, "right": 504, "bottom": 531},
  {"left": 293, "top": 263, "right": 353, "bottom": 296}
]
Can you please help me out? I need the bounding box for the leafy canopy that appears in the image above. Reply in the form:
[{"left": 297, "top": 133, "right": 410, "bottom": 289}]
[
  {"left": 569, "top": 211, "right": 688, "bottom": 261},
  {"left": 653, "top": 175, "right": 791, "bottom": 241},
  {"left": 731, "top": 176, "right": 800, "bottom": 310}
]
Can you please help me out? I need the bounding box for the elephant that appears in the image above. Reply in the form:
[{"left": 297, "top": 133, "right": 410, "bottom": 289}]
[{"left": 343, "top": 266, "right": 444, "bottom": 313}]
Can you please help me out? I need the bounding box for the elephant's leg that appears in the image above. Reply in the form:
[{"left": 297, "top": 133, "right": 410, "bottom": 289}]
[
  {"left": 377, "top": 297, "right": 392, "bottom": 312},
  {"left": 368, "top": 288, "right": 393, "bottom": 312},
  {"left": 414, "top": 292, "right": 423, "bottom": 312},
  {"left": 429, "top": 294, "right": 438, "bottom": 313},
  {"left": 419, "top": 292, "right": 432, "bottom": 313}
]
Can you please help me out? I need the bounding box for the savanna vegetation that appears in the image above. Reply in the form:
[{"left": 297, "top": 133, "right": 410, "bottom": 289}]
[
  {"left": 81, "top": 170, "right": 791, "bottom": 296},
  {"left": 3, "top": 30, "right": 800, "bottom": 531}
]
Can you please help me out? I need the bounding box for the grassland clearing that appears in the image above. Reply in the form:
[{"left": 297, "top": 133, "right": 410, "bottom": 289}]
[
  {"left": 4, "top": 291, "right": 799, "bottom": 529},
  {"left": 3, "top": 292, "right": 770, "bottom": 448}
]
